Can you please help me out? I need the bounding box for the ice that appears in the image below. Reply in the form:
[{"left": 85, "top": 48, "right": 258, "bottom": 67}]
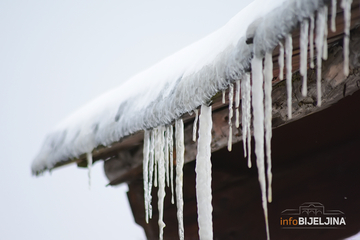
[
  {"left": 168, "top": 125, "right": 175, "bottom": 204},
  {"left": 264, "top": 52, "right": 273, "bottom": 203},
  {"left": 175, "top": 119, "right": 185, "bottom": 240},
  {"left": 278, "top": 42, "right": 284, "bottom": 80},
  {"left": 300, "top": 20, "right": 309, "bottom": 97},
  {"left": 157, "top": 126, "right": 166, "bottom": 240},
  {"left": 86, "top": 152, "right": 92, "bottom": 190},
  {"left": 241, "top": 73, "right": 251, "bottom": 168},
  {"left": 323, "top": 6, "right": 328, "bottom": 60},
  {"left": 316, "top": 7, "right": 326, "bottom": 107},
  {"left": 310, "top": 15, "right": 315, "bottom": 69},
  {"left": 228, "top": 83, "right": 234, "bottom": 152},
  {"left": 143, "top": 130, "right": 150, "bottom": 223},
  {"left": 193, "top": 109, "right": 199, "bottom": 142},
  {"left": 222, "top": 89, "right": 226, "bottom": 104},
  {"left": 235, "top": 80, "right": 241, "bottom": 128},
  {"left": 331, "top": 0, "right": 337, "bottom": 32},
  {"left": 341, "top": 0, "right": 353, "bottom": 76},
  {"left": 285, "top": 34, "right": 293, "bottom": 119},
  {"left": 251, "top": 56, "right": 270, "bottom": 240},
  {"left": 148, "top": 129, "right": 156, "bottom": 219},
  {"left": 195, "top": 105, "right": 213, "bottom": 240},
  {"left": 165, "top": 128, "right": 170, "bottom": 187}
]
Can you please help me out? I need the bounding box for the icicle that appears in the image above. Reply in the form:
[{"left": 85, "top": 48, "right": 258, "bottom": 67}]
[
  {"left": 316, "top": 7, "right": 326, "bottom": 106},
  {"left": 222, "top": 89, "right": 226, "bottom": 104},
  {"left": 241, "top": 73, "right": 252, "bottom": 168},
  {"left": 310, "top": 15, "right": 315, "bottom": 69},
  {"left": 86, "top": 152, "right": 93, "bottom": 190},
  {"left": 342, "top": 0, "right": 353, "bottom": 76},
  {"left": 235, "top": 80, "right": 241, "bottom": 128},
  {"left": 251, "top": 56, "right": 270, "bottom": 240},
  {"left": 228, "top": 83, "right": 234, "bottom": 152},
  {"left": 300, "top": 20, "right": 309, "bottom": 97},
  {"left": 278, "top": 42, "right": 284, "bottom": 80},
  {"left": 148, "top": 129, "right": 156, "bottom": 219},
  {"left": 264, "top": 52, "right": 273, "bottom": 203},
  {"left": 175, "top": 119, "right": 185, "bottom": 240},
  {"left": 192, "top": 109, "right": 199, "bottom": 142},
  {"left": 157, "top": 126, "right": 166, "bottom": 240},
  {"left": 169, "top": 125, "right": 175, "bottom": 204},
  {"left": 323, "top": 6, "right": 329, "bottom": 60},
  {"left": 331, "top": 0, "right": 337, "bottom": 32},
  {"left": 195, "top": 105, "right": 213, "bottom": 240},
  {"left": 143, "top": 130, "right": 150, "bottom": 223},
  {"left": 165, "top": 127, "right": 170, "bottom": 187},
  {"left": 285, "top": 34, "right": 293, "bottom": 119}
]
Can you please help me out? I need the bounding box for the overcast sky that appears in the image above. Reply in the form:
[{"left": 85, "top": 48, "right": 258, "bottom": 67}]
[{"left": 0, "top": 1, "right": 253, "bottom": 239}]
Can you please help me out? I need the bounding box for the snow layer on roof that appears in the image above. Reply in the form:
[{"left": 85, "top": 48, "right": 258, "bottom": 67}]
[{"left": 32, "top": 0, "right": 325, "bottom": 174}]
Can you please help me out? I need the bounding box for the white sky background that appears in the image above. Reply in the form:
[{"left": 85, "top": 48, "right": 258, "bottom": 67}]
[{"left": 0, "top": 0, "right": 253, "bottom": 239}]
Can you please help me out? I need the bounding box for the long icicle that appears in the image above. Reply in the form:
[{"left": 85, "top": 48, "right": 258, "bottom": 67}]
[
  {"left": 195, "top": 105, "right": 213, "bottom": 240},
  {"left": 143, "top": 130, "right": 150, "bottom": 223},
  {"left": 310, "top": 15, "right": 315, "bottom": 69},
  {"left": 251, "top": 56, "right": 270, "bottom": 240},
  {"left": 193, "top": 109, "right": 199, "bottom": 142},
  {"left": 154, "top": 129, "right": 158, "bottom": 188},
  {"left": 300, "top": 20, "right": 309, "bottom": 97},
  {"left": 331, "top": 0, "right": 337, "bottom": 32},
  {"left": 235, "top": 80, "right": 241, "bottom": 128},
  {"left": 278, "top": 42, "right": 284, "bottom": 80},
  {"left": 285, "top": 34, "right": 293, "bottom": 119},
  {"left": 341, "top": 0, "right": 353, "bottom": 76},
  {"left": 158, "top": 126, "right": 166, "bottom": 240},
  {"left": 316, "top": 7, "right": 326, "bottom": 106},
  {"left": 169, "top": 125, "right": 175, "bottom": 204},
  {"left": 241, "top": 73, "right": 252, "bottom": 168},
  {"left": 264, "top": 52, "right": 273, "bottom": 203},
  {"left": 175, "top": 119, "right": 185, "bottom": 240},
  {"left": 165, "top": 127, "right": 170, "bottom": 187},
  {"left": 86, "top": 152, "right": 93, "bottom": 190},
  {"left": 222, "top": 89, "right": 226, "bottom": 104},
  {"left": 323, "top": 6, "right": 329, "bottom": 61},
  {"left": 148, "top": 129, "right": 156, "bottom": 219},
  {"left": 228, "top": 83, "right": 234, "bottom": 151}
]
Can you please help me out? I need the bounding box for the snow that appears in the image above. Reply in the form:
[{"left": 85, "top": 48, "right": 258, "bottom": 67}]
[
  {"left": 175, "top": 119, "right": 185, "bottom": 240},
  {"left": 300, "top": 20, "right": 309, "bottom": 97},
  {"left": 32, "top": 0, "right": 290, "bottom": 174},
  {"left": 228, "top": 83, "right": 234, "bottom": 152},
  {"left": 192, "top": 109, "right": 199, "bottom": 142},
  {"left": 285, "top": 34, "right": 293, "bottom": 119},
  {"left": 195, "top": 105, "right": 213, "bottom": 240},
  {"left": 251, "top": 56, "right": 270, "bottom": 240}
]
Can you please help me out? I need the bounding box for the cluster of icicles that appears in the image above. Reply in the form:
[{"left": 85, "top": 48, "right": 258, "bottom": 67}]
[{"left": 83, "top": 1, "right": 353, "bottom": 239}]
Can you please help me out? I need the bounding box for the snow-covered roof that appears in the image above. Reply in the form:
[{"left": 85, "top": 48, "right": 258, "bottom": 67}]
[{"left": 32, "top": 0, "right": 325, "bottom": 174}]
